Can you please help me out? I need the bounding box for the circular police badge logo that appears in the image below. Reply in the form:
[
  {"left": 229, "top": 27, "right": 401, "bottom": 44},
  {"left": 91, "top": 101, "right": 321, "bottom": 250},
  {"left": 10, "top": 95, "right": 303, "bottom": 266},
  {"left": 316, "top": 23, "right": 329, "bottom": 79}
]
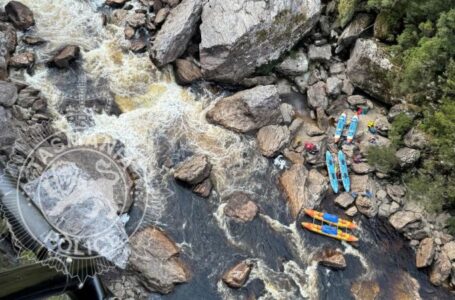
[{"left": 2, "top": 129, "right": 149, "bottom": 282}]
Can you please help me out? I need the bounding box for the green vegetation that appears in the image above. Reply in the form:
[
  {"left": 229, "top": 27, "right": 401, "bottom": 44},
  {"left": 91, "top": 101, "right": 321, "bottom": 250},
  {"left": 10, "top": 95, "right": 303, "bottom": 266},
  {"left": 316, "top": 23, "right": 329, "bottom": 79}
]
[
  {"left": 362, "top": 1, "right": 455, "bottom": 232},
  {"left": 338, "top": 0, "right": 359, "bottom": 28},
  {"left": 447, "top": 218, "right": 455, "bottom": 235},
  {"left": 366, "top": 146, "right": 399, "bottom": 174},
  {"left": 389, "top": 113, "right": 413, "bottom": 146},
  {"left": 405, "top": 173, "right": 455, "bottom": 212}
]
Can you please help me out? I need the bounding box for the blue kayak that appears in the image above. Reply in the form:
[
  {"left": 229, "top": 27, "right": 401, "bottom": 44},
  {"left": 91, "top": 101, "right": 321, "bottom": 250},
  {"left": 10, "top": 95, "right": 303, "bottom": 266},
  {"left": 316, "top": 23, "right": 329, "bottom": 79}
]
[
  {"left": 335, "top": 113, "right": 346, "bottom": 143},
  {"left": 347, "top": 115, "right": 359, "bottom": 143},
  {"left": 326, "top": 151, "right": 339, "bottom": 193},
  {"left": 338, "top": 150, "right": 350, "bottom": 192},
  {"left": 334, "top": 113, "right": 347, "bottom": 142}
]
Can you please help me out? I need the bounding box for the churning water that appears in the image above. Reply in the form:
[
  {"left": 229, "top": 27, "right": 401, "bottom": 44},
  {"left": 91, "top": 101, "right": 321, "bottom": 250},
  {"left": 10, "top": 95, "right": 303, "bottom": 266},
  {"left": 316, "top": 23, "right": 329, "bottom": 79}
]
[{"left": 2, "top": 0, "right": 452, "bottom": 299}]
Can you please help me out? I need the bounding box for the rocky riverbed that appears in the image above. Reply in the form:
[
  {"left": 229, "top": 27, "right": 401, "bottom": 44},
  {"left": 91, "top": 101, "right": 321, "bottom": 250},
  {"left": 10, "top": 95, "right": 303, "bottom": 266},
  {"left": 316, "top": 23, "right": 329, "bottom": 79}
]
[{"left": 0, "top": 0, "right": 454, "bottom": 299}]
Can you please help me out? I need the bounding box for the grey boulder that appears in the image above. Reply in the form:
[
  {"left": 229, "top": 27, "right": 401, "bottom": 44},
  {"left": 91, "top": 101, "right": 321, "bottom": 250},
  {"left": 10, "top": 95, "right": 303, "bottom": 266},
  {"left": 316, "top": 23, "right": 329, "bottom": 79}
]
[
  {"left": 206, "top": 85, "right": 282, "bottom": 133},
  {"left": 0, "top": 81, "right": 17, "bottom": 107},
  {"left": 416, "top": 237, "right": 435, "bottom": 268},
  {"left": 129, "top": 227, "right": 190, "bottom": 293},
  {"left": 279, "top": 165, "right": 328, "bottom": 219},
  {"left": 5, "top": 1, "right": 35, "bottom": 30},
  {"left": 151, "top": 0, "right": 203, "bottom": 66},
  {"left": 223, "top": 192, "right": 258, "bottom": 223},
  {"left": 336, "top": 14, "right": 374, "bottom": 53},
  {"left": 404, "top": 128, "right": 428, "bottom": 150},
  {"left": 256, "top": 125, "right": 290, "bottom": 157},
  {"left": 307, "top": 81, "right": 328, "bottom": 109},
  {"left": 173, "top": 154, "right": 211, "bottom": 185},
  {"left": 346, "top": 39, "right": 396, "bottom": 104},
  {"left": 395, "top": 147, "right": 421, "bottom": 168},
  {"left": 275, "top": 49, "right": 309, "bottom": 76},
  {"left": 308, "top": 44, "right": 331, "bottom": 63},
  {"left": 199, "top": 0, "right": 321, "bottom": 82}
]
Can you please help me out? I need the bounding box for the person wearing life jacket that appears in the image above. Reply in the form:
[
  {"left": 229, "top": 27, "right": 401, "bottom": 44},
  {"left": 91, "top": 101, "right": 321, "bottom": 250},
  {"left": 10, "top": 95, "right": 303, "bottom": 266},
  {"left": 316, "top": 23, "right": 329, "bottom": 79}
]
[{"left": 368, "top": 121, "right": 377, "bottom": 134}]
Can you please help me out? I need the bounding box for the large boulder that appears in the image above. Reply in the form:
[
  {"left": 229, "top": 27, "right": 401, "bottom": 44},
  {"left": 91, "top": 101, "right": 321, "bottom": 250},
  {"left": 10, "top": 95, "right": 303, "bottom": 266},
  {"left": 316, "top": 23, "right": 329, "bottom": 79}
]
[
  {"left": 279, "top": 165, "right": 328, "bottom": 219},
  {"left": 307, "top": 81, "right": 328, "bottom": 109},
  {"left": 0, "top": 81, "right": 17, "bottom": 107},
  {"left": 206, "top": 85, "right": 282, "bottom": 133},
  {"left": 336, "top": 13, "right": 374, "bottom": 53},
  {"left": 275, "top": 49, "right": 309, "bottom": 76},
  {"left": 51, "top": 45, "right": 80, "bottom": 68},
  {"left": 192, "top": 178, "right": 212, "bottom": 198},
  {"left": 326, "top": 77, "right": 342, "bottom": 97},
  {"left": 386, "top": 184, "right": 406, "bottom": 204},
  {"left": 346, "top": 39, "right": 396, "bottom": 104},
  {"left": 387, "top": 103, "right": 420, "bottom": 121},
  {"left": 429, "top": 251, "right": 451, "bottom": 286},
  {"left": 350, "top": 174, "right": 374, "bottom": 193},
  {"left": 316, "top": 248, "right": 347, "bottom": 269},
  {"left": 199, "top": 0, "right": 321, "bottom": 82},
  {"left": 378, "top": 201, "right": 400, "bottom": 218},
  {"left": 334, "top": 193, "right": 355, "bottom": 209},
  {"left": 389, "top": 211, "right": 422, "bottom": 232},
  {"left": 150, "top": 0, "right": 203, "bottom": 66},
  {"left": 404, "top": 128, "right": 428, "bottom": 150},
  {"left": 395, "top": 147, "right": 421, "bottom": 168},
  {"left": 442, "top": 241, "right": 455, "bottom": 261},
  {"left": 223, "top": 191, "right": 258, "bottom": 223},
  {"left": 5, "top": 1, "right": 35, "bottom": 30},
  {"left": 355, "top": 195, "right": 378, "bottom": 218},
  {"left": 256, "top": 125, "right": 290, "bottom": 157},
  {"left": 173, "top": 154, "right": 211, "bottom": 185},
  {"left": 174, "top": 58, "right": 202, "bottom": 85},
  {"left": 308, "top": 44, "right": 332, "bottom": 63},
  {"left": 351, "top": 162, "right": 374, "bottom": 175},
  {"left": 129, "top": 227, "right": 190, "bottom": 293},
  {"left": 9, "top": 52, "right": 34, "bottom": 68},
  {"left": 222, "top": 260, "right": 253, "bottom": 288},
  {"left": 416, "top": 237, "right": 435, "bottom": 268}
]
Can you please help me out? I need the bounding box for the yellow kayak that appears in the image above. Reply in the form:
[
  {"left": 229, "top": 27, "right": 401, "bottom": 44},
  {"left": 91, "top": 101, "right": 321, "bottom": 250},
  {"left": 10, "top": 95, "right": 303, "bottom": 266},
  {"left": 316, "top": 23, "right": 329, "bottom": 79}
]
[
  {"left": 304, "top": 209, "right": 358, "bottom": 230},
  {"left": 302, "top": 222, "right": 359, "bottom": 242}
]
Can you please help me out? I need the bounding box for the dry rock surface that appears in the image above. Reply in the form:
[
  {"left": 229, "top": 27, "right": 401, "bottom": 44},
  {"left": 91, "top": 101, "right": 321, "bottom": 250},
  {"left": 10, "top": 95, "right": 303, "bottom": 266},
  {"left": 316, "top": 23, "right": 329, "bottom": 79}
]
[
  {"left": 129, "top": 227, "right": 190, "bottom": 293},
  {"left": 223, "top": 192, "right": 258, "bottom": 223},
  {"left": 173, "top": 154, "right": 211, "bottom": 185},
  {"left": 222, "top": 261, "right": 253, "bottom": 288},
  {"left": 199, "top": 0, "right": 321, "bottom": 82},
  {"left": 206, "top": 85, "right": 282, "bottom": 133}
]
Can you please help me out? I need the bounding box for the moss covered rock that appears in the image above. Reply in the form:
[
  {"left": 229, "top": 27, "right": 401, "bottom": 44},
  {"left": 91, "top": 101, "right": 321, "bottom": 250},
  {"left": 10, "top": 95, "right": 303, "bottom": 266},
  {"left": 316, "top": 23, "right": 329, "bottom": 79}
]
[
  {"left": 337, "top": 0, "right": 358, "bottom": 28},
  {"left": 374, "top": 10, "right": 400, "bottom": 42},
  {"left": 200, "top": 0, "right": 321, "bottom": 83},
  {"left": 346, "top": 39, "right": 399, "bottom": 104}
]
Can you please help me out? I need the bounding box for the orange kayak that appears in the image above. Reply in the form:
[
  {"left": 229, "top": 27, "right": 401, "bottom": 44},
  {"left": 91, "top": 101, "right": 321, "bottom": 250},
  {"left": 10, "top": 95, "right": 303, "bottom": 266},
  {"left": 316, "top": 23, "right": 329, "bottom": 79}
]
[
  {"left": 304, "top": 209, "right": 357, "bottom": 230},
  {"left": 302, "top": 222, "right": 359, "bottom": 242}
]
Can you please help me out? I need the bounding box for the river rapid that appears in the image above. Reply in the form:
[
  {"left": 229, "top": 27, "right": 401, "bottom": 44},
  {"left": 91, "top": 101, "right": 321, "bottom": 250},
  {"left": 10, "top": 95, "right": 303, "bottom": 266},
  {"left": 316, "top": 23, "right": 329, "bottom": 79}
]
[{"left": 1, "top": 0, "right": 453, "bottom": 299}]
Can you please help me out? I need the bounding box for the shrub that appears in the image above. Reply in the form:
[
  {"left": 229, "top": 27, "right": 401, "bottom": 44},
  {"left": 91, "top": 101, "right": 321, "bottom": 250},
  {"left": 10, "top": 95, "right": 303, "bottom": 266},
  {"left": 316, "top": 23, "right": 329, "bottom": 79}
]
[
  {"left": 389, "top": 113, "right": 413, "bottom": 146},
  {"left": 422, "top": 98, "right": 455, "bottom": 168},
  {"left": 366, "top": 146, "right": 399, "bottom": 173},
  {"left": 446, "top": 217, "right": 455, "bottom": 235},
  {"left": 405, "top": 173, "right": 449, "bottom": 212}
]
